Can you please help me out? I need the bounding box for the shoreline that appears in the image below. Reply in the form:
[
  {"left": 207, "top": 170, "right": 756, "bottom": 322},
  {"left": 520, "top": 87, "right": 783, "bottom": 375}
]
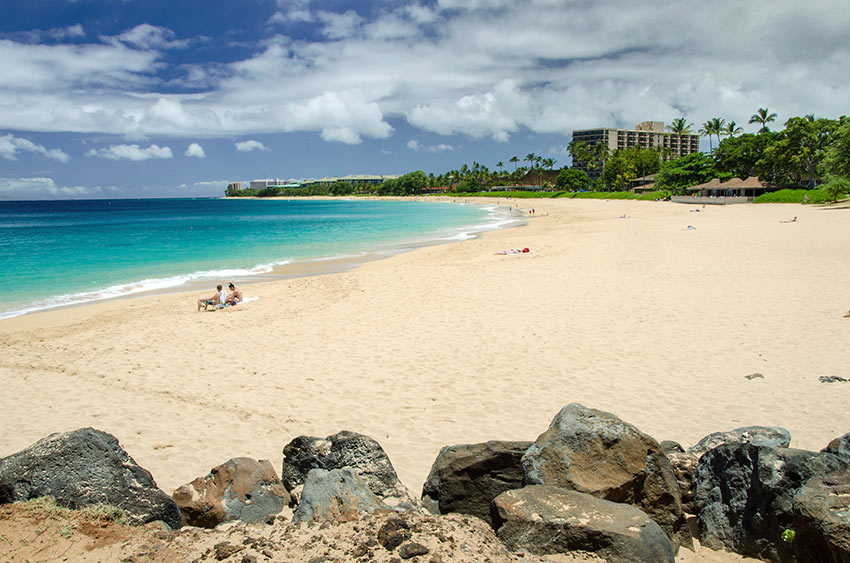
[
  {"left": 2, "top": 198, "right": 848, "bottom": 561},
  {"left": 0, "top": 197, "right": 522, "bottom": 321}
]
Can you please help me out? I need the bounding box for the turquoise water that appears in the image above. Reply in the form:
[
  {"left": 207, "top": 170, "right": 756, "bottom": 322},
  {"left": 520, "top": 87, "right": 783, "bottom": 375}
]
[{"left": 0, "top": 198, "right": 508, "bottom": 319}]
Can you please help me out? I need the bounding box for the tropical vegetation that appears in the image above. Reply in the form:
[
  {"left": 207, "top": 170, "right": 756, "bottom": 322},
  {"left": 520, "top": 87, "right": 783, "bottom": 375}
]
[{"left": 227, "top": 110, "right": 849, "bottom": 201}]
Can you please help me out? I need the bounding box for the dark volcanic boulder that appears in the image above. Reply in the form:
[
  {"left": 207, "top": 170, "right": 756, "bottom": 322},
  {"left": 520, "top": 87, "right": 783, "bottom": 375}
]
[
  {"left": 793, "top": 466, "right": 850, "bottom": 563},
  {"left": 292, "top": 468, "right": 395, "bottom": 523},
  {"left": 492, "top": 485, "right": 674, "bottom": 563},
  {"left": 694, "top": 442, "right": 845, "bottom": 562},
  {"left": 821, "top": 432, "right": 850, "bottom": 463},
  {"left": 688, "top": 425, "right": 791, "bottom": 459},
  {"left": 521, "top": 403, "right": 687, "bottom": 549},
  {"left": 421, "top": 440, "right": 530, "bottom": 525},
  {"left": 281, "top": 430, "right": 413, "bottom": 507},
  {"left": 0, "top": 428, "right": 182, "bottom": 529},
  {"left": 172, "top": 457, "right": 289, "bottom": 528}
]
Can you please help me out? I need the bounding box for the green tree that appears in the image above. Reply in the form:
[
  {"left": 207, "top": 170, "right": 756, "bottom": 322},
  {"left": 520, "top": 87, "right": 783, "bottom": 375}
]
[
  {"left": 762, "top": 116, "right": 839, "bottom": 187},
  {"left": 749, "top": 107, "right": 777, "bottom": 133},
  {"left": 555, "top": 168, "right": 589, "bottom": 191},
  {"left": 568, "top": 140, "right": 608, "bottom": 177},
  {"left": 714, "top": 132, "right": 778, "bottom": 180},
  {"left": 601, "top": 147, "right": 661, "bottom": 191},
  {"left": 655, "top": 152, "right": 724, "bottom": 192},
  {"left": 823, "top": 119, "right": 850, "bottom": 178},
  {"left": 700, "top": 117, "right": 726, "bottom": 150}
]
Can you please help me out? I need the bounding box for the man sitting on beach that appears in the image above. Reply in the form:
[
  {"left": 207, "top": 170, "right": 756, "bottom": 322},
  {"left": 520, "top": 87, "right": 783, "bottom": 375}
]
[
  {"left": 225, "top": 282, "right": 242, "bottom": 306},
  {"left": 198, "top": 284, "right": 227, "bottom": 311}
]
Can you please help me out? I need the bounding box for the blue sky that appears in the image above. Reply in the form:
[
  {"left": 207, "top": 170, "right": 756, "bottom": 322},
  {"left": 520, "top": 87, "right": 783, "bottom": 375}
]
[{"left": 1, "top": 0, "right": 848, "bottom": 199}]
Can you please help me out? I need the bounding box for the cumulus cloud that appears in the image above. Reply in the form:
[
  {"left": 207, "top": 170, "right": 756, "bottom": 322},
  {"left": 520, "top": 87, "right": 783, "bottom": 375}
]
[
  {"left": 234, "top": 140, "right": 268, "bottom": 152},
  {"left": 0, "top": 1, "right": 848, "bottom": 146},
  {"left": 0, "top": 134, "right": 70, "bottom": 162},
  {"left": 0, "top": 177, "right": 98, "bottom": 197},
  {"left": 185, "top": 142, "right": 206, "bottom": 158},
  {"left": 86, "top": 144, "right": 173, "bottom": 161}
]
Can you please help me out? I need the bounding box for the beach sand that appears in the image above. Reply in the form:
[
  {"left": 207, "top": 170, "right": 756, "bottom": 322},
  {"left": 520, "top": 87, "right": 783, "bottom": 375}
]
[{"left": 1, "top": 198, "right": 848, "bottom": 561}]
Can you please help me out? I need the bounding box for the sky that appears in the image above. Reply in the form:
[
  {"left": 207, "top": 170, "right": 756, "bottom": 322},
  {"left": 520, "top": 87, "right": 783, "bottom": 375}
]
[{"left": 0, "top": 0, "right": 848, "bottom": 199}]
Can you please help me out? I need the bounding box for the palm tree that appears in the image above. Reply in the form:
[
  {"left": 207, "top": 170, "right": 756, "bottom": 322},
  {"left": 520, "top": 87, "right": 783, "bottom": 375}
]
[
  {"left": 699, "top": 120, "right": 717, "bottom": 151},
  {"left": 666, "top": 117, "right": 692, "bottom": 157},
  {"left": 700, "top": 118, "right": 726, "bottom": 150},
  {"left": 496, "top": 161, "right": 504, "bottom": 177},
  {"left": 749, "top": 107, "right": 777, "bottom": 133},
  {"left": 724, "top": 120, "right": 743, "bottom": 138}
]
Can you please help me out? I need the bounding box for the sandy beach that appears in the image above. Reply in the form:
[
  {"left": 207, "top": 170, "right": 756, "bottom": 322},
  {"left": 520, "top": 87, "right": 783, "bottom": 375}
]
[{"left": 2, "top": 197, "right": 848, "bottom": 560}]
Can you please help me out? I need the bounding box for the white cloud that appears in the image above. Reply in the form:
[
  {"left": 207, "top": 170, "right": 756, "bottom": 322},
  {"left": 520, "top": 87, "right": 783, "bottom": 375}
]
[
  {"left": 407, "top": 140, "right": 454, "bottom": 152},
  {"left": 0, "top": 1, "right": 849, "bottom": 146},
  {"left": 234, "top": 139, "right": 268, "bottom": 152},
  {"left": 0, "top": 134, "right": 70, "bottom": 162},
  {"left": 0, "top": 177, "right": 98, "bottom": 197},
  {"left": 47, "top": 24, "right": 85, "bottom": 40},
  {"left": 85, "top": 144, "right": 173, "bottom": 161},
  {"left": 108, "top": 24, "right": 189, "bottom": 50},
  {"left": 185, "top": 142, "right": 206, "bottom": 158}
]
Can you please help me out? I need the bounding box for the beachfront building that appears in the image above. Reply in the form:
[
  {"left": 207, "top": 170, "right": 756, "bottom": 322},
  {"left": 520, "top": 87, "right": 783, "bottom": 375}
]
[
  {"left": 571, "top": 121, "right": 700, "bottom": 180},
  {"left": 227, "top": 181, "right": 243, "bottom": 192},
  {"left": 670, "top": 176, "right": 779, "bottom": 204},
  {"left": 302, "top": 174, "right": 400, "bottom": 188},
  {"left": 249, "top": 179, "right": 285, "bottom": 190}
]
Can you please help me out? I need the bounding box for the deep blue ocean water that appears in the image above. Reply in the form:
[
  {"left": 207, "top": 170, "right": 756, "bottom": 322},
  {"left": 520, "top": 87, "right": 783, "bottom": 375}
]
[{"left": 0, "top": 198, "right": 508, "bottom": 319}]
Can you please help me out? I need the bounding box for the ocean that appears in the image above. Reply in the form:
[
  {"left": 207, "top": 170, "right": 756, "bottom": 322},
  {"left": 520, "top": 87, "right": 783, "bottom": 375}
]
[{"left": 0, "top": 198, "right": 512, "bottom": 319}]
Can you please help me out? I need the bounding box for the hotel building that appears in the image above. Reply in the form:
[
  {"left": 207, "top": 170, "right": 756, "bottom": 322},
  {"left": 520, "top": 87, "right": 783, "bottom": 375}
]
[{"left": 571, "top": 121, "right": 700, "bottom": 180}]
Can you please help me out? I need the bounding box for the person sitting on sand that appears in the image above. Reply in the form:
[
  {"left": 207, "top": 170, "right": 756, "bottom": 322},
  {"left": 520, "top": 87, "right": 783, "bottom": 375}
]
[
  {"left": 225, "top": 282, "right": 243, "bottom": 306},
  {"left": 198, "top": 284, "right": 227, "bottom": 311},
  {"left": 844, "top": 310, "right": 850, "bottom": 318}
]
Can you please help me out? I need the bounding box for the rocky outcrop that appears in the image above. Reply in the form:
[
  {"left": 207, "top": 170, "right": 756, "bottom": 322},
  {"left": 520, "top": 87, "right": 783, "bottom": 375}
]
[
  {"left": 492, "top": 485, "right": 675, "bottom": 563},
  {"left": 421, "top": 440, "right": 530, "bottom": 525},
  {"left": 521, "top": 403, "right": 687, "bottom": 549},
  {"left": 282, "top": 430, "right": 413, "bottom": 507},
  {"left": 172, "top": 457, "right": 289, "bottom": 528},
  {"left": 688, "top": 425, "right": 791, "bottom": 458},
  {"left": 821, "top": 432, "right": 850, "bottom": 463},
  {"left": 792, "top": 466, "right": 850, "bottom": 563},
  {"left": 292, "top": 468, "right": 396, "bottom": 523},
  {"left": 694, "top": 442, "right": 845, "bottom": 562},
  {"left": 0, "top": 427, "right": 182, "bottom": 529}
]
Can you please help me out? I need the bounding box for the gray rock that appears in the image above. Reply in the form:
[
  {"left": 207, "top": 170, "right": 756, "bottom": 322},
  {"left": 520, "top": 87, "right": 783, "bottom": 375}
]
[
  {"left": 421, "top": 440, "right": 530, "bottom": 525},
  {"left": 793, "top": 466, "right": 850, "bottom": 563},
  {"left": 688, "top": 425, "right": 791, "bottom": 459},
  {"left": 292, "top": 468, "right": 395, "bottom": 523},
  {"left": 694, "top": 442, "right": 845, "bottom": 562},
  {"left": 660, "top": 440, "right": 685, "bottom": 454},
  {"left": 492, "top": 485, "right": 675, "bottom": 563},
  {"left": 821, "top": 432, "right": 850, "bottom": 463},
  {"left": 0, "top": 427, "right": 182, "bottom": 529},
  {"left": 521, "top": 403, "right": 687, "bottom": 549},
  {"left": 282, "top": 431, "right": 413, "bottom": 507},
  {"left": 172, "top": 457, "right": 289, "bottom": 528}
]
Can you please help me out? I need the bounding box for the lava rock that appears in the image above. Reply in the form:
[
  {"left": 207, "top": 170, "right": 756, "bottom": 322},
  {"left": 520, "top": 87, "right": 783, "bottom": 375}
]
[{"left": 0, "top": 427, "right": 182, "bottom": 529}]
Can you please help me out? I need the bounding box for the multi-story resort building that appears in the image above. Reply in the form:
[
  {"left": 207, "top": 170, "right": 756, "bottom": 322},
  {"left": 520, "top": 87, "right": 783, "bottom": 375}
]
[
  {"left": 249, "top": 179, "right": 284, "bottom": 190},
  {"left": 571, "top": 121, "right": 700, "bottom": 180}
]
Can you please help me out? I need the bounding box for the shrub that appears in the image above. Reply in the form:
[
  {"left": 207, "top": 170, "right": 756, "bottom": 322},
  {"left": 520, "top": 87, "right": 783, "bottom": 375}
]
[{"left": 754, "top": 188, "right": 833, "bottom": 204}]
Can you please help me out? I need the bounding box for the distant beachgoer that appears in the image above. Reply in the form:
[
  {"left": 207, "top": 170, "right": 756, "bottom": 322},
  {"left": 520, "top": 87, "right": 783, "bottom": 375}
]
[
  {"left": 844, "top": 310, "right": 850, "bottom": 318},
  {"left": 781, "top": 216, "right": 798, "bottom": 223},
  {"left": 198, "top": 284, "right": 227, "bottom": 311},
  {"left": 226, "top": 282, "right": 243, "bottom": 306}
]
